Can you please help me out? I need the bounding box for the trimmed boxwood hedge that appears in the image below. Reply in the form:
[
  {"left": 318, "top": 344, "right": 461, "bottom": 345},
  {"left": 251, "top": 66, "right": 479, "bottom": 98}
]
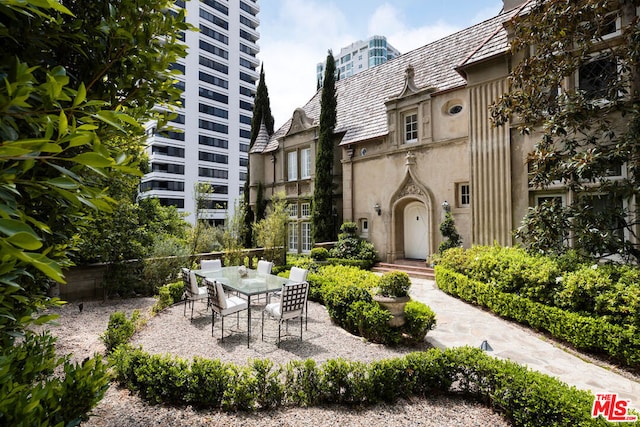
[
  {"left": 109, "top": 345, "right": 628, "bottom": 426},
  {"left": 435, "top": 266, "right": 640, "bottom": 367},
  {"left": 305, "top": 265, "right": 435, "bottom": 345}
]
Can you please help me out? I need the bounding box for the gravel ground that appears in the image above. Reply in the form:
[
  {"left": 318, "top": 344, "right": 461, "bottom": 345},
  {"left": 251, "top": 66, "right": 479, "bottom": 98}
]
[{"left": 41, "top": 297, "right": 510, "bottom": 427}]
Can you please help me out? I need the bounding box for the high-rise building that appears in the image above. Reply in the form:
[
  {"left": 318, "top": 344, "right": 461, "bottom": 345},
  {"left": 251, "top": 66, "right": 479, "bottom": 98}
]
[
  {"left": 140, "top": 0, "right": 260, "bottom": 225},
  {"left": 316, "top": 35, "right": 400, "bottom": 85}
]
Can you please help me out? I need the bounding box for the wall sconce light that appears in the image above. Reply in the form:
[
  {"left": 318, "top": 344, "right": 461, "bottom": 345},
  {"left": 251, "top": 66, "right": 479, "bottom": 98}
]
[
  {"left": 441, "top": 200, "right": 450, "bottom": 212},
  {"left": 374, "top": 203, "right": 381, "bottom": 216}
]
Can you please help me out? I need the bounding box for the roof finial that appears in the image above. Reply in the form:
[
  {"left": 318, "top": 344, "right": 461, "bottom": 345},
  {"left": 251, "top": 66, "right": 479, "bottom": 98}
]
[{"left": 399, "top": 64, "right": 419, "bottom": 97}]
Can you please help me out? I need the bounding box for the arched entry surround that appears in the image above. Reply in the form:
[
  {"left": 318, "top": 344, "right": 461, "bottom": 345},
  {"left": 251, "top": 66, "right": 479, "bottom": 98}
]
[{"left": 386, "top": 152, "right": 435, "bottom": 262}]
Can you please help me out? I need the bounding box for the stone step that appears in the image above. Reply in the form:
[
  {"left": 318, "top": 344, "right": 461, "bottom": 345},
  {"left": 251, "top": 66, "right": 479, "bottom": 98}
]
[{"left": 372, "top": 262, "right": 435, "bottom": 280}]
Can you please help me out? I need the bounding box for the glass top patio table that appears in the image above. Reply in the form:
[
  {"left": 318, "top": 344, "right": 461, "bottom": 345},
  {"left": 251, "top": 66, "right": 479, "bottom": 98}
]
[
  {"left": 194, "top": 266, "right": 291, "bottom": 296},
  {"left": 193, "top": 266, "right": 293, "bottom": 347}
]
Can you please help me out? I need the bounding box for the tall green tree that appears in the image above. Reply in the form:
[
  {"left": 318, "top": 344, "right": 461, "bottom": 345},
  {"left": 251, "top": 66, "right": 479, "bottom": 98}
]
[
  {"left": 250, "top": 64, "right": 275, "bottom": 145},
  {"left": 243, "top": 64, "right": 275, "bottom": 247},
  {"left": 491, "top": 0, "right": 640, "bottom": 263},
  {"left": 312, "top": 50, "right": 338, "bottom": 243},
  {"left": 0, "top": 0, "right": 191, "bottom": 424}
]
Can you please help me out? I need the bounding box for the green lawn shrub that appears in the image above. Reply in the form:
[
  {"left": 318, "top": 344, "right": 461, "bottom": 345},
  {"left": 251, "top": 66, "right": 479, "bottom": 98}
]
[
  {"left": 283, "top": 359, "right": 323, "bottom": 407},
  {"left": 377, "top": 271, "right": 411, "bottom": 297},
  {"left": 436, "top": 266, "right": 640, "bottom": 367},
  {"left": 109, "top": 345, "right": 624, "bottom": 426},
  {"left": 298, "top": 265, "right": 434, "bottom": 345},
  {"left": 326, "top": 257, "right": 375, "bottom": 269},
  {"left": 310, "top": 247, "right": 329, "bottom": 261},
  {"left": 556, "top": 264, "right": 640, "bottom": 327},
  {"left": 101, "top": 310, "right": 142, "bottom": 354},
  {"left": 403, "top": 300, "right": 437, "bottom": 345},
  {"left": 152, "top": 281, "right": 184, "bottom": 314},
  {"left": 438, "top": 245, "right": 640, "bottom": 327},
  {"left": 0, "top": 333, "right": 109, "bottom": 427},
  {"left": 328, "top": 222, "right": 378, "bottom": 269},
  {"left": 323, "top": 282, "right": 373, "bottom": 333},
  {"left": 347, "top": 301, "right": 399, "bottom": 344}
]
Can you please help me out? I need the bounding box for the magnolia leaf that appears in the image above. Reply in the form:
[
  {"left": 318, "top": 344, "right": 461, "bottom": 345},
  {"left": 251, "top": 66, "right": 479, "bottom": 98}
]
[
  {"left": 92, "top": 111, "right": 124, "bottom": 132},
  {"left": 68, "top": 133, "right": 94, "bottom": 148},
  {"left": 46, "top": 0, "right": 74, "bottom": 16},
  {"left": 4, "top": 139, "right": 62, "bottom": 154},
  {"left": 24, "top": 215, "right": 52, "bottom": 234},
  {"left": 69, "top": 152, "right": 114, "bottom": 168},
  {"left": 76, "top": 124, "right": 99, "bottom": 131},
  {"left": 0, "top": 146, "right": 32, "bottom": 158},
  {"left": 50, "top": 163, "right": 82, "bottom": 182},
  {"left": 48, "top": 187, "right": 81, "bottom": 206},
  {"left": 0, "top": 219, "right": 39, "bottom": 238},
  {"left": 45, "top": 177, "right": 79, "bottom": 190},
  {"left": 19, "top": 252, "right": 65, "bottom": 283},
  {"left": 78, "top": 196, "right": 113, "bottom": 212},
  {"left": 7, "top": 232, "right": 43, "bottom": 250},
  {"left": 58, "top": 110, "right": 68, "bottom": 138},
  {"left": 72, "top": 82, "right": 86, "bottom": 107},
  {"left": 114, "top": 165, "right": 143, "bottom": 176},
  {"left": 33, "top": 313, "right": 60, "bottom": 325},
  {"left": 117, "top": 113, "right": 143, "bottom": 128}
]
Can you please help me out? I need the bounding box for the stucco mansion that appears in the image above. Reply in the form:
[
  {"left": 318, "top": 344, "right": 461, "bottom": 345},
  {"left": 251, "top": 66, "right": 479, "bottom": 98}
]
[{"left": 249, "top": 0, "right": 639, "bottom": 263}]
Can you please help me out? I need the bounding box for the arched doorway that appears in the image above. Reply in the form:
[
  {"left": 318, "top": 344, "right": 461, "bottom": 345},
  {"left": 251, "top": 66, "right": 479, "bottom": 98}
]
[{"left": 403, "top": 201, "right": 428, "bottom": 259}]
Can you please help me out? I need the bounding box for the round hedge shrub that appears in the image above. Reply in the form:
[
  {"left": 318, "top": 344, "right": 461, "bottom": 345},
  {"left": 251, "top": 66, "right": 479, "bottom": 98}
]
[
  {"left": 310, "top": 247, "right": 329, "bottom": 261},
  {"left": 377, "top": 271, "right": 411, "bottom": 298}
]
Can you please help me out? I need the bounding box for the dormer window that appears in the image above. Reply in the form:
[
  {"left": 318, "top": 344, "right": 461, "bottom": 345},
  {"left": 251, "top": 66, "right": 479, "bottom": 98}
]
[{"left": 404, "top": 112, "right": 418, "bottom": 143}]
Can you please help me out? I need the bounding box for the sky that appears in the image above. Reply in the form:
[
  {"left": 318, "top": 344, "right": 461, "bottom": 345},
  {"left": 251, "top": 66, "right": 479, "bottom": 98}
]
[{"left": 257, "top": 0, "right": 504, "bottom": 129}]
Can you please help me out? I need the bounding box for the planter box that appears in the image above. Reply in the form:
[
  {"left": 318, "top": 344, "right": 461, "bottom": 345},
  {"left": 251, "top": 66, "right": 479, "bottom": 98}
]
[{"left": 373, "top": 294, "right": 410, "bottom": 327}]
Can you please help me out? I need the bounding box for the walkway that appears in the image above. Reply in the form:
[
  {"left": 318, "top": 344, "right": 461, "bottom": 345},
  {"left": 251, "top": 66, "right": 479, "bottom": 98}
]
[{"left": 409, "top": 278, "right": 640, "bottom": 405}]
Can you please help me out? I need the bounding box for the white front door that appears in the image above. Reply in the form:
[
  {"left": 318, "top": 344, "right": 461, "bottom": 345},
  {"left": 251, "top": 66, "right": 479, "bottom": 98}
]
[{"left": 404, "top": 201, "right": 428, "bottom": 259}]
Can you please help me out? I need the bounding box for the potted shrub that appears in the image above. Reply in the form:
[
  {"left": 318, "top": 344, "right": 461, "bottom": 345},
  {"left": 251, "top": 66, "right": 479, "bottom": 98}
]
[{"left": 373, "top": 271, "right": 411, "bottom": 327}]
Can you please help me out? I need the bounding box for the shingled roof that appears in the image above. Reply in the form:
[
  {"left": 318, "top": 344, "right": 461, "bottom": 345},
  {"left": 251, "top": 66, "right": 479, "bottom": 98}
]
[{"left": 258, "top": 7, "right": 521, "bottom": 152}]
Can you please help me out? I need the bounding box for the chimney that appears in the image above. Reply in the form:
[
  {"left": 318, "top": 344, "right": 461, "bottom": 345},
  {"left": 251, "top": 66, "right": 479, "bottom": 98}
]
[{"left": 502, "top": 0, "right": 528, "bottom": 11}]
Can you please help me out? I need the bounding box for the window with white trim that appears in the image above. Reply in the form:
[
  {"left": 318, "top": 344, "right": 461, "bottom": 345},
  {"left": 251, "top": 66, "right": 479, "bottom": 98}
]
[
  {"left": 300, "top": 148, "right": 311, "bottom": 179},
  {"left": 287, "top": 151, "right": 297, "bottom": 181},
  {"left": 288, "top": 203, "right": 298, "bottom": 218},
  {"left": 301, "top": 202, "right": 310, "bottom": 217},
  {"left": 288, "top": 223, "right": 298, "bottom": 252},
  {"left": 301, "top": 222, "right": 312, "bottom": 252},
  {"left": 457, "top": 183, "right": 470, "bottom": 207},
  {"left": 404, "top": 113, "right": 418, "bottom": 143}
]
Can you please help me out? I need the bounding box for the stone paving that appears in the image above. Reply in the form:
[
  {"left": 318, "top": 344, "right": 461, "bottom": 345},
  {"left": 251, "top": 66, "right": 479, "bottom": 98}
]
[{"left": 409, "top": 278, "right": 640, "bottom": 406}]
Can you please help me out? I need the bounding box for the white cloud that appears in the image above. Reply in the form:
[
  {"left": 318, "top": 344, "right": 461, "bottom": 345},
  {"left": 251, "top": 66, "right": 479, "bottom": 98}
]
[
  {"left": 368, "top": 3, "right": 405, "bottom": 36},
  {"left": 258, "top": 0, "right": 358, "bottom": 128},
  {"left": 368, "top": 3, "right": 459, "bottom": 53},
  {"left": 471, "top": 2, "right": 505, "bottom": 24}
]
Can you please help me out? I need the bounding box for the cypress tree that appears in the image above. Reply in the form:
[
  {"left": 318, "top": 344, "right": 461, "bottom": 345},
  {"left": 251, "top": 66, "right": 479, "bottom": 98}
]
[
  {"left": 250, "top": 64, "right": 275, "bottom": 145},
  {"left": 243, "top": 64, "right": 274, "bottom": 247},
  {"left": 312, "top": 50, "right": 338, "bottom": 243}
]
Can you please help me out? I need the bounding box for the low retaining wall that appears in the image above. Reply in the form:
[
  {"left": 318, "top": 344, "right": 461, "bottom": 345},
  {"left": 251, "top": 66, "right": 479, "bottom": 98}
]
[{"left": 60, "top": 248, "right": 272, "bottom": 301}]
